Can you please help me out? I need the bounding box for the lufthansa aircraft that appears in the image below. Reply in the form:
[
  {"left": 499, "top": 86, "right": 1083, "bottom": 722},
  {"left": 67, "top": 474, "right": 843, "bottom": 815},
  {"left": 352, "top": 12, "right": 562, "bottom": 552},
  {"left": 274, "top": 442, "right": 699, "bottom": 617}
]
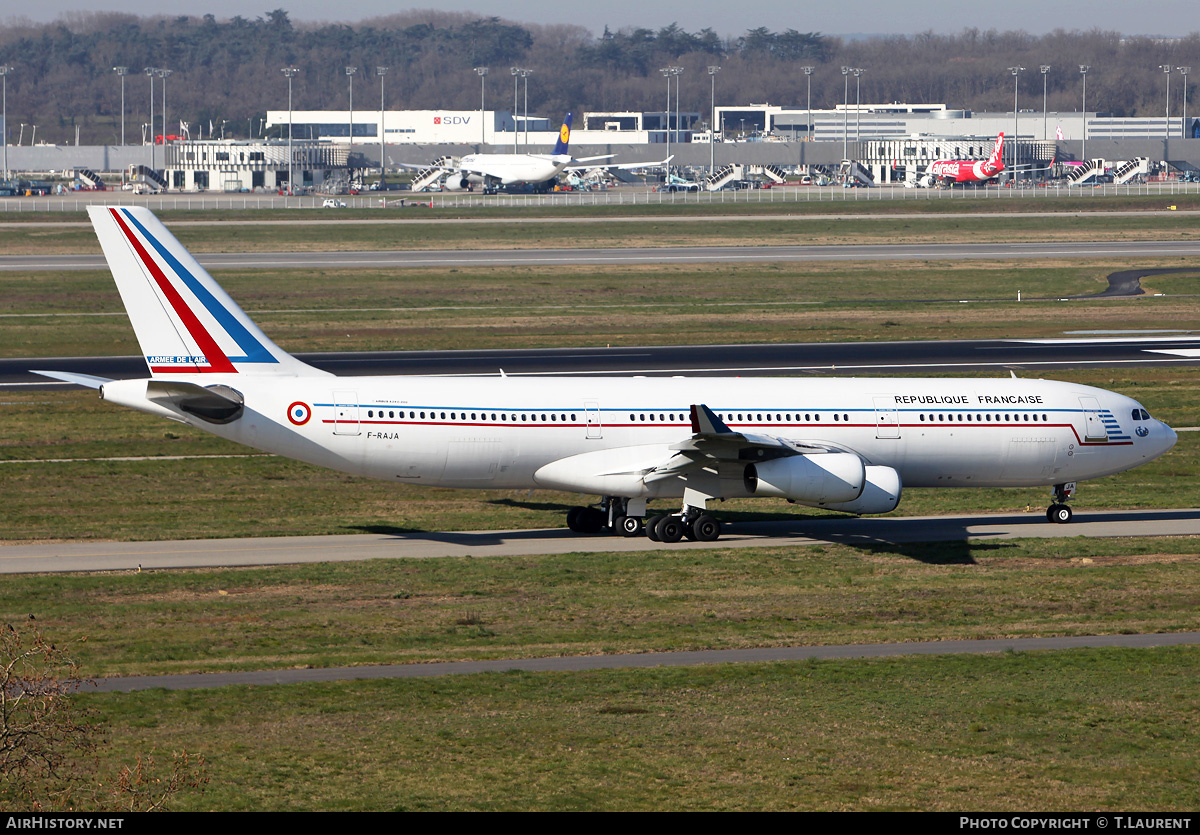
[
  {"left": 412, "top": 112, "right": 672, "bottom": 192},
  {"left": 35, "top": 207, "right": 1177, "bottom": 543}
]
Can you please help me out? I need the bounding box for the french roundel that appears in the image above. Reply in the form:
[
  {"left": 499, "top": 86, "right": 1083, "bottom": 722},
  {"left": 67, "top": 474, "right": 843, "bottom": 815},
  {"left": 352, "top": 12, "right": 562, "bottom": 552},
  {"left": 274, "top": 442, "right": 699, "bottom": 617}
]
[{"left": 287, "top": 401, "right": 312, "bottom": 426}]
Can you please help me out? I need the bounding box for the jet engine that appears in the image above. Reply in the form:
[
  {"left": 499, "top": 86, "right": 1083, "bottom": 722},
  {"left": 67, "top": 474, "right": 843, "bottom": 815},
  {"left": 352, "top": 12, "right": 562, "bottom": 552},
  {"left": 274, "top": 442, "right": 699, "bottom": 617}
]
[
  {"left": 794, "top": 465, "right": 902, "bottom": 515},
  {"left": 443, "top": 174, "right": 472, "bottom": 191},
  {"left": 743, "top": 453, "right": 865, "bottom": 504}
]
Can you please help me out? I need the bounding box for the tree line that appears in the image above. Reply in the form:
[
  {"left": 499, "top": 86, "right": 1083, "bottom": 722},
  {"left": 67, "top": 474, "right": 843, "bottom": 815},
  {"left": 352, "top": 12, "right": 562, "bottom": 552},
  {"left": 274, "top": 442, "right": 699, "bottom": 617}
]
[{"left": 0, "top": 9, "right": 1197, "bottom": 146}]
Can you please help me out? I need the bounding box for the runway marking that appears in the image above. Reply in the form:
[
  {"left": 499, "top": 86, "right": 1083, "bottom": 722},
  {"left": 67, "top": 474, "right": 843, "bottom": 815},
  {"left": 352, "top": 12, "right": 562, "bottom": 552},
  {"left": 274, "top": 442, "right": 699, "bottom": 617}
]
[
  {"left": 1012, "top": 336, "right": 1200, "bottom": 344},
  {"left": 1146, "top": 348, "right": 1200, "bottom": 357}
]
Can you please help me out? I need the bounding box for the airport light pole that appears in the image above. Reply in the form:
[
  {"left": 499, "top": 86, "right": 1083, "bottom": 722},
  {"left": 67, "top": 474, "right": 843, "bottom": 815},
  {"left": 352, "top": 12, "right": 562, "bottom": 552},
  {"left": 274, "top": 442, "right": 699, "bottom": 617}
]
[
  {"left": 377, "top": 66, "right": 388, "bottom": 188},
  {"left": 112, "top": 66, "right": 127, "bottom": 148},
  {"left": 841, "top": 66, "right": 850, "bottom": 160},
  {"left": 673, "top": 66, "right": 683, "bottom": 148},
  {"left": 345, "top": 66, "right": 356, "bottom": 149},
  {"left": 510, "top": 67, "right": 531, "bottom": 151},
  {"left": 281, "top": 66, "right": 299, "bottom": 195},
  {"left": 708, "top": 65, "right": 720, "bottom": 173},
  {"left": 1160, "top": 65, "right": 1172, "bottom": 138},
  {"left": 157, "top": 68, "right": 171, "bottom": 188},
  {"left": 659, "top": 67, "right": 671, "bottom": 161},
  {"left": 1009, "top": 66, "right": 1024, "bottom": 183},
  {"left": 1040, "top": 65, "right": 1050, "bottom": 142},
  {"left": 1179, "top": 67, "right": 1191, "bottom": 138},
  {"left": 474, "top": 67, "right": 488, "bottom": 146},
  {"left": 802, "top": 66, "right": 814, "bottom": 142},
  {"left": 522, "top": 69, "right": 532, "bottom": 148},
  {"left": 1080, "top": 65, "right": 1089, "bottom": 160},
  {"left": 853, "top": 67, "right": 864, "bottom": 143},
  {"left": 510, "top": 67, "right": 519, "bottom": 153},
  {"left": 144, "top": 67, "right": 156, "bottom": 171},
  {"left": 0, "top": 65, "right": 11, "bottom": 182}
]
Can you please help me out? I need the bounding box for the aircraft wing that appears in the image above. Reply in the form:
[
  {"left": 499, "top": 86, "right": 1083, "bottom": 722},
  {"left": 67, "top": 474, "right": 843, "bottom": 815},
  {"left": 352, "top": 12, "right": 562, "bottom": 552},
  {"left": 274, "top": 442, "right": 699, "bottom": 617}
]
[
  {"left": 533, "top": 403, "right": 845, "bottom": 495},
  {"left": 394, "top": 161, "right": 454, "bottom": 171},
  {"left": 564, "top": 154, "right": 674, "bottom": 173}
]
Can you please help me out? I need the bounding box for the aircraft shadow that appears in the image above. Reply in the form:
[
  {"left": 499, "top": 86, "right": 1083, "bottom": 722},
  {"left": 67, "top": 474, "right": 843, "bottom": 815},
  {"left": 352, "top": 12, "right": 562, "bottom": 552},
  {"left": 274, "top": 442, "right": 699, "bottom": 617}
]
[{"left": 349, "top": 508, "right": 1198, "bottom": 561}]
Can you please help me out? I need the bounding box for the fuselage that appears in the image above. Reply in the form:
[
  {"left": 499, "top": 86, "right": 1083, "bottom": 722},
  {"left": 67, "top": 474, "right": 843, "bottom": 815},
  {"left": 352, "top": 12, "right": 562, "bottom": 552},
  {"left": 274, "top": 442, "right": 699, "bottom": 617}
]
[
  {"left": 458, "top": 153, "right": 571, "bottom": 185},
  {"left": 928, "top": 157, "right": 1003, "bottom": 184},
  {"left": 107, "top": 374, "right": 1175, "bottom": 495}
]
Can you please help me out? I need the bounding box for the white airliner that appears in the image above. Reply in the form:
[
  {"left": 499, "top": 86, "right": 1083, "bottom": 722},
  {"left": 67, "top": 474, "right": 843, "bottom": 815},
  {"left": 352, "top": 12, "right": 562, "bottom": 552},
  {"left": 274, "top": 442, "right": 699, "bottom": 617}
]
[
  {"left": 409, "top": 112, "right": 672, "bottom": 192},
  {"left": 35, "top": 207, "right": 1177, "bottom": 543}
]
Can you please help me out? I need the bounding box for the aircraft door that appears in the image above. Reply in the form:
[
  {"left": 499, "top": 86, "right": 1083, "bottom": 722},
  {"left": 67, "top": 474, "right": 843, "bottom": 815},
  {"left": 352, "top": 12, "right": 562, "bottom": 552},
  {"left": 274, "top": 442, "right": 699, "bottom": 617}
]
[
  {"left": 332, "top": 390, "right": 360, "bottom": 436},
  {"left": 873, "top": 396, "right": 901, "bottom": 439},
  {"left": 585, "top": 401, "right": 603, "bottom": 439},
  {"left": 1078, "top": 396, "right": 1107, "bottom": 442}
]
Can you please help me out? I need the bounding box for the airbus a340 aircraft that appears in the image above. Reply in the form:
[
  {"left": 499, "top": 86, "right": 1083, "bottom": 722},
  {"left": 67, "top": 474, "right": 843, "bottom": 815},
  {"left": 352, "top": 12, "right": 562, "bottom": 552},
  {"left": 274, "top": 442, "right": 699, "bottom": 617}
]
[
  {"left": 410, "top": 112, "right": 672, "bottom": 192},
  {"left": 36, "top": 207, "right": 1177, "bottom": 543}
]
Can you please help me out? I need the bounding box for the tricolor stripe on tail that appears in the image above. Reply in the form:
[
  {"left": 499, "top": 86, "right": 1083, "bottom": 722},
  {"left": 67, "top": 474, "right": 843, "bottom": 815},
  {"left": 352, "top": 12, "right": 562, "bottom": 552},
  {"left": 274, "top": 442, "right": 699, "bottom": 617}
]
[{"left": 88, "top": 206, "right": 327, "bottom": 378}]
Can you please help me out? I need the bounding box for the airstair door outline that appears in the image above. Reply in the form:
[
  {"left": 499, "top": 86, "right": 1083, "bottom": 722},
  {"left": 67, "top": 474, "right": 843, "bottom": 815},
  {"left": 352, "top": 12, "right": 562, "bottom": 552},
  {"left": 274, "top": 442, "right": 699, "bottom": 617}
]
[
  {"left": 333, "top": 390, "right": 360, "bottom": 436},
  {"left": 873, "top": 396, "right": 901, "bottom": 439},
  {"left": 1078, "top": 396, "right": 1107, "bottom": 442}
]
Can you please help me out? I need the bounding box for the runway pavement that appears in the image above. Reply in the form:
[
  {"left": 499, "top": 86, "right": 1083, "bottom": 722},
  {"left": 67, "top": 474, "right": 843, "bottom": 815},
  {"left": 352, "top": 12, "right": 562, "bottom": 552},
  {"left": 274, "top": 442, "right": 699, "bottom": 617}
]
[
  {"left": 7, "top": 334, "right": 1200, "bottom": 390},
  {"left": 5, "top": 507, "right": 1200, "bottom": 575},
  {"left": 8, "top": 239, "right": 1200, "bottom": 271}
]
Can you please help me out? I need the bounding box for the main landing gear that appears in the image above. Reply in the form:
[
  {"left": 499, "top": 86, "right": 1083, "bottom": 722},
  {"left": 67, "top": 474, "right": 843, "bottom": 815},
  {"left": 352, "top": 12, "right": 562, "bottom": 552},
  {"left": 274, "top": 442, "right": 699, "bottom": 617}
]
[
  {"left": 1046, "top": 482, "right": 1076, "bottom": 524},
  {"left": 565, "top": 498, "right": 722, "bottom": 543}
]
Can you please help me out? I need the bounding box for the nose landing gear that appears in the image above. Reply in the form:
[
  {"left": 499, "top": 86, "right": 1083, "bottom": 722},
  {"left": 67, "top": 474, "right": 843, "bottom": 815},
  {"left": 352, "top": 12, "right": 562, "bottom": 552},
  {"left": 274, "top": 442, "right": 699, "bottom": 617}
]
[{"left": 1046, "top": 482, "right": 1077, "bottom": 524}]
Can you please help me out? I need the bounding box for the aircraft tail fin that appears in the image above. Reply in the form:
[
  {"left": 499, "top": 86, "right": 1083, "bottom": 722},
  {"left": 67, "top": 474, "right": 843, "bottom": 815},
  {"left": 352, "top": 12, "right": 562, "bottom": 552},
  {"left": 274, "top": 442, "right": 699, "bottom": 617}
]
[
  {"left": 552, "top": 112, "right": 573, "bottom": 156},
  {"left": 987, "top": 132, "right": 1005, "bottom": 171},
  {"left": 87, "top": 206, "right": 328, "bottom": 378}
]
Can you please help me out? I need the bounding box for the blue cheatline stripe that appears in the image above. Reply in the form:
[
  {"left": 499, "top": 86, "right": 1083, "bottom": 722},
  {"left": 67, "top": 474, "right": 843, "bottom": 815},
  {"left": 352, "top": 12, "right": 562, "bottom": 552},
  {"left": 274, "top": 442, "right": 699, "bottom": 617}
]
[{"left": 120, "top": 209, "right": 278, "bottom": 365}]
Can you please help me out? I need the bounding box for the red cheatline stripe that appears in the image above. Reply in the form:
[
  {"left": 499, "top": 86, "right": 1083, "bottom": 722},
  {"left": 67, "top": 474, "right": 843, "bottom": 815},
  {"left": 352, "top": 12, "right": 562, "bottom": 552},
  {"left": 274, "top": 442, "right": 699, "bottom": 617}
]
[{"left": 108, "top": 208, "right": 235, "bottom": 374}]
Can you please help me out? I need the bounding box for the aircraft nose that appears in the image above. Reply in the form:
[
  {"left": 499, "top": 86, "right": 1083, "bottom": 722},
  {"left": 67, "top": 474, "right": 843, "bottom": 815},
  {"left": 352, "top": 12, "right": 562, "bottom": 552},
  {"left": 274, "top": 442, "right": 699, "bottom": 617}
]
[{"left": 1160, "top": 421, "right": 1178, "bottom": 453}]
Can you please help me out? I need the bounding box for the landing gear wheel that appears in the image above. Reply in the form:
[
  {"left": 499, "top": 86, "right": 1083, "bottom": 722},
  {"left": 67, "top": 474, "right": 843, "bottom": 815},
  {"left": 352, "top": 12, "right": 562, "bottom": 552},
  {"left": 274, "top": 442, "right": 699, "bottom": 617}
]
[
  {"left": 691, "top": 514, "right": 721, "bottom": 542},
  {"left": 616, "top": 515, "right": 643, "bottom": 537},
  {"left": 655, "top": 515, "right": 685, "bottom": 543},
  {"left": 644, "top": 515, "right": 664, "bottom": 542},
  {"left": 566, "top": 506, "right": 587, "bottom": 532},
  {"left": 1048, "top": 503, "right": 1073, "bottom": 524},
  {"left": 567, "top": 506, "right": 605, "bottom": 534}
]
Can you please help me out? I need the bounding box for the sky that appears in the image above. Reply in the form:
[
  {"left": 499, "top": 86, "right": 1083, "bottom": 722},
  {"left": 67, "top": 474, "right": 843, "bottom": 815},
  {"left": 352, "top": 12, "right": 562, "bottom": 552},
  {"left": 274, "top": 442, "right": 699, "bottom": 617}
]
[{"left": 4, "top": 0, "right": 1198, "bottom": 39}]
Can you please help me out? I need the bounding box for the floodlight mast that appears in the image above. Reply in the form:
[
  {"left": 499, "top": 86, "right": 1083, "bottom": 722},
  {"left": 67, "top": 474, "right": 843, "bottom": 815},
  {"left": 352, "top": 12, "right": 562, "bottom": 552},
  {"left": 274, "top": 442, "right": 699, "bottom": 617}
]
[
  {"left": 377, "top": 67, "right": 388, "bottom": 189},
  {"left": 281, "top": 66, "right": 300, "bottom": 196}
]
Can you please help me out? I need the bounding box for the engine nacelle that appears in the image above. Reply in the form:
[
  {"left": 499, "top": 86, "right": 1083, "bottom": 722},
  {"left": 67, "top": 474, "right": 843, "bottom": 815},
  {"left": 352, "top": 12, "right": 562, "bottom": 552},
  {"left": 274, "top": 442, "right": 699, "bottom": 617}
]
[
  {"left": 443, "top": 175, "right": 471, "bottom": 191},
  {"left": 793, "top": 465, "right": 902, "bottom": 515},
  {"left": 744, "top": 453, "right": 865, "bottom": 504},
  {"left": 920, "top": 175, "right": 936, "bottom": 188}
]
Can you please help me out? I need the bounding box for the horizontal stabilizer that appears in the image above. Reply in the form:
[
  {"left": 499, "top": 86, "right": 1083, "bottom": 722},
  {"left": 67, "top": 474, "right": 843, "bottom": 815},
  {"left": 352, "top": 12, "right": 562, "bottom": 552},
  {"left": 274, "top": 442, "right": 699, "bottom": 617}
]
[{"left": 30, "top": 370, "right": 113, "bottom": 389}]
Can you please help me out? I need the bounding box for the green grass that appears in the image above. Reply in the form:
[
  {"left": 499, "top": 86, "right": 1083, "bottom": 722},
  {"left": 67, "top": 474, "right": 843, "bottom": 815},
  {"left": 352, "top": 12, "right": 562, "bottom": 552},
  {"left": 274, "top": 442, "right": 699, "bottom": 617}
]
[
  {"left": 3, "top": 536, "right": 1199, "bottom": 678},
  {"left": 6, "top": 259, "right": 1200, "bottom": 357},
  {"left": 5, "top": 204, "right": 1200, "bottom": 256},
  {"left": 75, "top": 646, "right": 1200, "bottom": 810}
]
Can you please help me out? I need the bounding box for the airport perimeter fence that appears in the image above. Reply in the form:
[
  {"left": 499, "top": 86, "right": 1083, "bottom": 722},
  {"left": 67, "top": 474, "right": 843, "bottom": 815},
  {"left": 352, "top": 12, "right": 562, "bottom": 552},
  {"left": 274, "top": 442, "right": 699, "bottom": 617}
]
[{"left": 2, "top": 180, "right": 1200, "bottom": 212}]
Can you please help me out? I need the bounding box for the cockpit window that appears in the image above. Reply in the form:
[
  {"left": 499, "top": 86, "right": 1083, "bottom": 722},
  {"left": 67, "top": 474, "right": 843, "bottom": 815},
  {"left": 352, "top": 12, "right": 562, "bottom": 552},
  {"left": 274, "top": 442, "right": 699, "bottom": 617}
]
[{"left": 1132, "top": 409, "right": 1151, "bottom": 421}]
